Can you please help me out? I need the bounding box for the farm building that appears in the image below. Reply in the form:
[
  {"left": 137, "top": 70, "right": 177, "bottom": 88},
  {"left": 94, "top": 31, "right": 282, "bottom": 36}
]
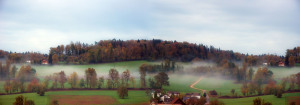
[
  {"left": 167, "top": 91, "right": 180, "bottom": 97},
  {"left": 42, "top": 60, "right": 48, "bottom": 65},
  {"left": 151, "top": 89, "right": 162, "bottom": 98},
  {"left": 150, "top": 98, "right": 185, "bottom": 105},
  {"left": 183, "top": 93, "right": 201, "bottom": 102},
  {"left": 278, "top": 61, "right": 285, "bottom": 67},
  {"left": 151, "top": 90, "right": 184, "bottom": 104}
]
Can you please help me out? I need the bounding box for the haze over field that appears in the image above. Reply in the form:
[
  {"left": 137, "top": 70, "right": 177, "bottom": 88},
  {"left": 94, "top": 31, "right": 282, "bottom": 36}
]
[{"left": 1, "top": 0, "right": 300, "bottom": 55}]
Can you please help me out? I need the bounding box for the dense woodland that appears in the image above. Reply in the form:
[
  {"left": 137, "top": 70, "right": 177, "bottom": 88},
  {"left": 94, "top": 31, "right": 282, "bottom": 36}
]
[
  {"left": 2, "top": 39, "right": 297, "bottom": 68},
  {"left": 47, "top": 39, "right": 244, "bottom": 64}
]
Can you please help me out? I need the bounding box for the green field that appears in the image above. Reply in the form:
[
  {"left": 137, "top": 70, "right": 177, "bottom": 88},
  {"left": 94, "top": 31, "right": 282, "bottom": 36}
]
[
  {"left": 221, "top": 92, "right": 300, "bottom": 105},
  {"left": 0, "top": 90, "right": 149, "bottom": 105},
  {"left": 164, "top": 74, "right": 201, "bottom": 93},
  {"left": 195, "top": 77, "right": 243, "bottom": 96}
]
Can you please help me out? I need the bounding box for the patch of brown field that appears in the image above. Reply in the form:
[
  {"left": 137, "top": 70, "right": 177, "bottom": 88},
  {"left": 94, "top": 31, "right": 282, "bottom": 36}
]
[
  {"left": 50, "top": 95, "right": 116, "bottom": 105},
  {"left": 287, "top": 96, "right": 300, "bottom": 105}
]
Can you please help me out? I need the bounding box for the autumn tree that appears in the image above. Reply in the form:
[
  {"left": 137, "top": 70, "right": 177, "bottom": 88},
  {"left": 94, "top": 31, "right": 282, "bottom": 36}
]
[
  {"left": 241, "top": 82, "right": 249, "bottom": 96},
  {"left": 27, "top": 78, "right": 39, "bottom": 92},
  {"left": 154, "top": 72, "right": 169, "bottom": 88},
  {"left": 79, "top": 78, "right": 85, "bottom": 88},
  {"left": 97, "top": 76, "right": 104, "bottom": 89},
  {"left": 117, "top": 85, "right": 128, "bottom": 99},
  {"left": 37, "top": 83, "right": 46, "bottom": 96},
  {"left": 14, "top": 95, "right": 24, "bottom": 105},
  {"left": 281, "top": 77, "right": 289, "bottom": 91},
  {"left": 274, "top": 85, "right": 283, "bottom": 98},
  {"left": 209, "top": 99, "right": 224, "bottom": 105},
  {"left": 4, "top": 80, "right": 11, "bottom": 94},
  {"left": 264, "top": 81, "right": 276, "bottom": 95},
  {"left": 130, "top": 77, "right": 136, "bottom": 88},
  {"left": 14, "top": 95, "right": 35, "bottom": 105},
  {"left": 107, "top": 78, "right": 113, "bottom": 89},
  {"left": 289, "top": 75, "right": 296, "bottom": 90},
  {"left": 85, "top": 68, "right": 97, "bottom": 88},
  {"left": 17, "top": 65, "right": 36, "bottom": 82},
  {"left": 248, "top": 81, "right": 257, "bottom": 95},
  {"left": 11, "top": 79, "right": 21, "bottom": 93},
  {"left": 139, "top": 64, "right": 147, "bottom": 88},
  {"left": 108, "top": 68, "right": 119, "bottom": 88},
  {"left": 296, "top": 72, "right": 300, "bottom": 89},
  {"left": 231, "top": 89, "right": 235, "bottom": 96},
  {"left": 68, "top": 72, "right": 79, "bottom": 88},
  {"left": 248, "top": 67, "right": 254, "bottom": 81},
  {"left": 52, "top": 73, "right": 59, "bottom": 89},
  {"left": 10, "top": 65, "right": 17, "bottom": 79},
  {"left": 58, "top": 71, "right": 67, "bottom": 88},
  {"left": 253, "top": 97, "right": 272, "bottom": 105},
  {"left": 43, "top": 75, "right": 51, "bottom": 89},
  {"left": 288, "top": 56, "right": 295, "bottom": 67},
  {"left": 121, "top": 69, "right": 130, "bottom": 86},
  {"left": 52, "top": 54, "right": 59, "bottom": 64}
]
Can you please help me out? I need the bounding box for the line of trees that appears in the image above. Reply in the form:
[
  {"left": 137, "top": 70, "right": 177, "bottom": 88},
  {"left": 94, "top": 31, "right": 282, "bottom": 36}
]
[{"left": 48, "top": 39, "right": 245, "bottom": 64}]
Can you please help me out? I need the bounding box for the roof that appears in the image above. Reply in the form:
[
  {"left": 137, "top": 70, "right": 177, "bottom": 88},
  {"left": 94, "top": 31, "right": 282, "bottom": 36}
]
[{"left": 170, "top": 98, "right": 185, "bottom": 105}]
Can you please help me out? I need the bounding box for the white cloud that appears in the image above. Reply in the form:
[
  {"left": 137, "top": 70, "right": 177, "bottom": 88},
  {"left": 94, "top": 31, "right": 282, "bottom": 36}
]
[{"left": 0, "top": 0, "right": 299, "bottom": 55}]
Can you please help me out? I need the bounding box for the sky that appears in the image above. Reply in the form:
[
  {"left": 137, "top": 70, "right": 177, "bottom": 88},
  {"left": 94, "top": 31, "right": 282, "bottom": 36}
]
[{"left": 0, "top": 0, "right": 299, "bottom": 55}]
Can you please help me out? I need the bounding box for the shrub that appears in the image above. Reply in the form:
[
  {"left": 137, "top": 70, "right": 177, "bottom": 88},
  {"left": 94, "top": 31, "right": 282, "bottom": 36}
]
[
  {"left": 209, "top": 90, "right": 218, "bottom": 95},
  {"left": 51, "top": 100, "right": 59, "bottom": 105},
  {"left": 210, "top": 99, "right": 225, "bottom": 105}
]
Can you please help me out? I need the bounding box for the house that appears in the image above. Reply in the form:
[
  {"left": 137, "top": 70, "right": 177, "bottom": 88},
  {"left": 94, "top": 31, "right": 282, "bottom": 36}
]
[
  {"left": 169, "top": 98, "right": 185, "bottom": 105},
  {"left": 278, "top": 61, "right": 285, "bottom": 67},
  {"left": 42, "top": 60, "right": 48, "bottom": 65},
  {"left": 150, "top": 98, "right": 185, "bottom": 105},
  {"left": 167, "top": 91, "right": 180, "bottom": 97},
  {"left": 183, "top": 93, "right": 201, "bottom": 102},
  {"left": 26, "top": 60, "right": 31, "bottom": 64},
  {"left": 151, "top": 89, "right": 162, "bottom": 98},
  {"left": 160, "top": 95, "right": 170, "bottom": 102}
]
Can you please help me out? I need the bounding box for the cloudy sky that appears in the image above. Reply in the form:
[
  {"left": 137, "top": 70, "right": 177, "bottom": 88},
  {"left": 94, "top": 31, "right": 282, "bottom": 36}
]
[{"left": 0, "top": 0, "right": 299, "bottom": 55}]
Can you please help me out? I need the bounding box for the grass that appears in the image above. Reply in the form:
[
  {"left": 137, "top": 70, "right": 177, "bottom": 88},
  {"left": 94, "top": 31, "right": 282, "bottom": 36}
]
[
  {"left": 163, "top": 74, "right": 203, "bottom": 93},
  {"left": 194, "top": 77, "right": 243, "bottom": 96},
  {"left": 268, "top": 67, "right": 300, "bottom": 79},
  {"left": 220, "top": 92, "right": 300, "bottom": 105},
  {"left": 0, "top": 90, "right": 149, "bottom": 105}
]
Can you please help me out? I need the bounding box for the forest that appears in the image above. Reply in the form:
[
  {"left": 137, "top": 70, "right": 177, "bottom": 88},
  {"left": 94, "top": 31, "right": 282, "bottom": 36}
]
[{"left": 2, "top": 39, "right": 297, "bottom": 67}]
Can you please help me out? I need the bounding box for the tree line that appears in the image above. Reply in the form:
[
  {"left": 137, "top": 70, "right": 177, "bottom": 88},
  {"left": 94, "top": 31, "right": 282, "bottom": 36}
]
[
  {"left": 47, "top": 39, "right": 245, "bottom": 64},
  {"left": 3, "top": 40, "right": 294, "bottom": 67},
  {"left": 2, "top": 63, "right": 170, "bottom": 98}
]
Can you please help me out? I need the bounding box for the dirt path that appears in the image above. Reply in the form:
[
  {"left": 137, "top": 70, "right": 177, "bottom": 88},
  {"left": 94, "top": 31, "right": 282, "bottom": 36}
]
[{"left": 189, "top": 77, "right": 210, "bottom": 104}]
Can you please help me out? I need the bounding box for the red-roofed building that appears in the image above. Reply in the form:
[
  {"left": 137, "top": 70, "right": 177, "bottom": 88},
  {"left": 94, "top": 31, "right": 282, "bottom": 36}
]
[
  {"left": 278, "top": 61, "right": 284, "bottom": 67},
  {"left": 42, "top": 60, "right": 48, "bottom": 65}
]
